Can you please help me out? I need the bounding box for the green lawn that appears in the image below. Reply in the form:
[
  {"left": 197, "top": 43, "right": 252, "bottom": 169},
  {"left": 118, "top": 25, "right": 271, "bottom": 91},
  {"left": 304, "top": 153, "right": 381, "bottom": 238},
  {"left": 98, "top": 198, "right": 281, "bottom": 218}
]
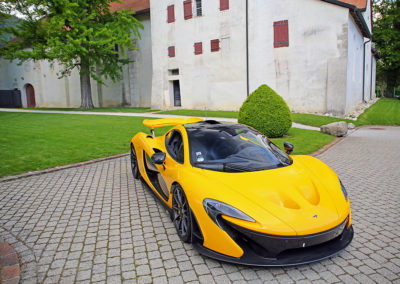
[
  {"left": 0, "top": 112, "right": 334, "bottom": 177},
  {"left": 26, "top": 107, "right": 156, "bottom": 113},
  {"left": 270, "top": 128, "right": 335, "bottom": 155},
  {"left": 0, "top": 112, "right": 167, "bottom": 177},
  {"left": 291, "top": 113, "right": 355, "bottom": 127},
  {"left": 357, "top": 98, "right": 400, "bottom": 126}
]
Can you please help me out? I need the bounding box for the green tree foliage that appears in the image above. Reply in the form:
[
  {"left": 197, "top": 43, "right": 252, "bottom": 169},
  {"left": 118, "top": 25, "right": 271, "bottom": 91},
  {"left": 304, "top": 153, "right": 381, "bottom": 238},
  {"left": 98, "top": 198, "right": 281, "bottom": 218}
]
[
  {"left": 0, "top": 0, "right": 143, "bottom": 108},
  {"left": 373, "top": 0, "right": 400, "bottom": 97},
  {"left": 238, "top": 84, "right": 292, "bottom": 138}
]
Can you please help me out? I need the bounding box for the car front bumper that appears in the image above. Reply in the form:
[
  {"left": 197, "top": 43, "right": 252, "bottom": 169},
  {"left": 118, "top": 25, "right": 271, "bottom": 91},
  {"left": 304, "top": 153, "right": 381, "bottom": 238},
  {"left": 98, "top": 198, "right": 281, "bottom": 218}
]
[{"left": 193, "top": 218, "right": 354, "bottom": 267}]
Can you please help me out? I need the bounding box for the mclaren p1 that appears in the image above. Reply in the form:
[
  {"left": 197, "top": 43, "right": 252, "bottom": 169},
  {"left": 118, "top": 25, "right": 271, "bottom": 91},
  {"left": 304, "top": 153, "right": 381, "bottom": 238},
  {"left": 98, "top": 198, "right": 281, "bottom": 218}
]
[{"left": 129, "top": 117, "right": 353, "bottom": 266}]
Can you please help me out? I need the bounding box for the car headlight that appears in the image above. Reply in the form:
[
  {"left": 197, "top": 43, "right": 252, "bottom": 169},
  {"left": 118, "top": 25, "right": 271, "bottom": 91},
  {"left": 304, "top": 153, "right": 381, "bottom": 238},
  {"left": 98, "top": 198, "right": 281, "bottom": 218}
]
[
  {"left": 203, "top": 199, "right": 255, "bottom": 228},
  {"left": 340, "top": 180, "right": 348, "bottom": 201}
]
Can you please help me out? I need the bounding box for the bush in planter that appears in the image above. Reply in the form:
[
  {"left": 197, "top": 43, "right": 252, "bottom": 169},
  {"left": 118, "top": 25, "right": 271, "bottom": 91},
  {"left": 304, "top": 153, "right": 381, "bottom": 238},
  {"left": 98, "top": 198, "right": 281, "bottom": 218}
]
[{"left": 238, "top": 84, "right": 292, "bottom": 138}]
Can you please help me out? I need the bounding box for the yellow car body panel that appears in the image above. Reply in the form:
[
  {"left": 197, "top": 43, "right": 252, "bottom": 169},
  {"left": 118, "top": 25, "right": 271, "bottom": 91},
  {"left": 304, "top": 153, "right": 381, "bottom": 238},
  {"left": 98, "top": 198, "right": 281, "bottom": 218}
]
[{"left": 130, "top": 118, "right": 353, "bottom": 265}]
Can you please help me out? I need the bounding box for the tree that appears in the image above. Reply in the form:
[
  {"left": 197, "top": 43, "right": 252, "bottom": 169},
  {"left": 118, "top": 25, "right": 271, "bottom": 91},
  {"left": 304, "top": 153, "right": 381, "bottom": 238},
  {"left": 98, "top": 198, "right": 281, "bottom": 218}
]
[
  {"left": 0, "top": 0, "right": 143, "bottom": 108},
  {"left": 373, "top": 0, "right": 400, "bottom": 97}
]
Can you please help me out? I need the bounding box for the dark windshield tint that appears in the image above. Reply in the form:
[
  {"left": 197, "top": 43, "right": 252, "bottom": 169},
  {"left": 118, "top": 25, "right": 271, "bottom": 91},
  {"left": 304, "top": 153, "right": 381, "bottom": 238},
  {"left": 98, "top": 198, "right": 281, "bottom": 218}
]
[{"left": 187, "top": 124, "right": 292, "bottom": 172}]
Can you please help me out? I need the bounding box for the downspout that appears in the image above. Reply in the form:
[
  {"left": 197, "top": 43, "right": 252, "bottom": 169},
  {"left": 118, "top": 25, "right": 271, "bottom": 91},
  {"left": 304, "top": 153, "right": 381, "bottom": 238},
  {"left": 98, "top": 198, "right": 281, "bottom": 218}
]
[
  {"left": 246, "top": 0, "right": 249, "bottom": 96},
  {"left": 362, "top": 38, "right": 371, "bottom": 103},
  {"left": 370, "top": 48, "right": 374, "bottom": 100}
]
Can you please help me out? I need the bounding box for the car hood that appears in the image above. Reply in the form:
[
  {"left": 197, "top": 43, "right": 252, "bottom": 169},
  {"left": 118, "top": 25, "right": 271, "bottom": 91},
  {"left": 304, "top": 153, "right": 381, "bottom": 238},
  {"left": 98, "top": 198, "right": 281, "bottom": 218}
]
[{"left": 193, "top": 155, "right": 348, "bottom": 236}]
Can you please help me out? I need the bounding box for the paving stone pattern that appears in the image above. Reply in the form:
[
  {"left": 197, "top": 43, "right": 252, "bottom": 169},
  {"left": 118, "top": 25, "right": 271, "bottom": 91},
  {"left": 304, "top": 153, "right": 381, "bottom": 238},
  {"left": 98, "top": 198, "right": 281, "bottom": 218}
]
[{"left": 0, "top": 126, "right": 399, "bottom": 284}]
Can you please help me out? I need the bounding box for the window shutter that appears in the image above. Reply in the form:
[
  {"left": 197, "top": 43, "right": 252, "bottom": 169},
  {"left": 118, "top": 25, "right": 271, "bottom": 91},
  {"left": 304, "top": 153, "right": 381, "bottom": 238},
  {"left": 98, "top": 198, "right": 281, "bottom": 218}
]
[
  {"left": 184, "top": 0, "right": 193, "bottom": 20},
  {"left": 168, "top": 46, "right": 175, "bottom": 57},
  {"left": 167, "top": 5, "right": 175, "bottom": 23},
  {"left": 220, "top": 0, "right": 229, "bottom": 11},
  {"left": 273, "top": 20, "right": 289, "bottom": 48},
  {"left": 210, "top": 39, "right": 220, "bottom": 52},
  {"left": 194, "top": 42, "right": 202, "bottom": 55}
]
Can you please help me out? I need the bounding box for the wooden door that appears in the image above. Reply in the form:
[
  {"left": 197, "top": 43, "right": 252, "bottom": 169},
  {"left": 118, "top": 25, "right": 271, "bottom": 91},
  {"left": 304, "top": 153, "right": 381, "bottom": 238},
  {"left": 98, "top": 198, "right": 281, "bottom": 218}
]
[{"left": 26, "top": 84, "right": 36, "bottom": 108}]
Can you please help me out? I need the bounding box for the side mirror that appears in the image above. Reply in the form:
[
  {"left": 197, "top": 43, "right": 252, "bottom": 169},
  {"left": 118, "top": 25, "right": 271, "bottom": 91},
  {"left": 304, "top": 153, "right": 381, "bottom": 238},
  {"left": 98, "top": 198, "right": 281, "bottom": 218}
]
[
  {"left": 151, "top": 152, "right": 166, "bottom": 165},
  {"left": 284, "top": 142, "right": 294, "bottom": 154}
]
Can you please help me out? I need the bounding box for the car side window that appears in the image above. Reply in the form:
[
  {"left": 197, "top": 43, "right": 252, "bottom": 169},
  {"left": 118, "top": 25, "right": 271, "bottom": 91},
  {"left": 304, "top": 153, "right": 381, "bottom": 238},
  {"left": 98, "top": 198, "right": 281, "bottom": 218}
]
[{"left": 165, "top": 130, "right": 184, "bottom": 164}]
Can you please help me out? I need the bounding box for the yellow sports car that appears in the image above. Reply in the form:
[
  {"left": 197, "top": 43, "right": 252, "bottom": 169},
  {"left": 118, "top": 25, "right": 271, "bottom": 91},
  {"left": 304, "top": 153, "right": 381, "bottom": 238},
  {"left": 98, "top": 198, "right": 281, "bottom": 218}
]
[{"left": 130, "top": 118, "right": 353, "bottom": 266}]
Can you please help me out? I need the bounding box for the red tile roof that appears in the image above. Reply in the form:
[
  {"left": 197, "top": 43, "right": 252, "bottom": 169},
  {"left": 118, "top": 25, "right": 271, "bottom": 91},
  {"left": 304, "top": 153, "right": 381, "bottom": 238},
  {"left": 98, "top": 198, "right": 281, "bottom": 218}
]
[
  {"left": 336, "top": 0, "right": 368, "bottom": 10},
  {"left": 110, "top": 0, "right": 150, "bottom": 13}
]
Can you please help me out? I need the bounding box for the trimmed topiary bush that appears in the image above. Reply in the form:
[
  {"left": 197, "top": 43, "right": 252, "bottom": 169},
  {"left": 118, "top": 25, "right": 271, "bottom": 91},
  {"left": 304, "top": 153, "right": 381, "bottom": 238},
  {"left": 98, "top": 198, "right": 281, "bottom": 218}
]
[{"left": 238, "top": 84, "right": 292, "bottom": 138}]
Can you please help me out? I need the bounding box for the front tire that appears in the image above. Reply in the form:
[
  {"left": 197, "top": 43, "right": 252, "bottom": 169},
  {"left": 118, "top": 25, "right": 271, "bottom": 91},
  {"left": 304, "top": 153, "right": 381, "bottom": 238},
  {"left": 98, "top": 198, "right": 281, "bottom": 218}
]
[
  {"left": 172, "top": 184, "right": 192, "bottom": 243},
  {"left": 130, "top": 145, "right": 140, "bottom": 180}
]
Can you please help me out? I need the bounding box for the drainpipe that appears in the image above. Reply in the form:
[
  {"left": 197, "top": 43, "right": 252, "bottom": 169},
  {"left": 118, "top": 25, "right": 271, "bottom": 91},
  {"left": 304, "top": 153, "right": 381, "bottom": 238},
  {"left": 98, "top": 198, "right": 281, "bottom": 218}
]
[
  {"left": 246, "top": 0, "right": 249, "bottom": 96},
  {"left": 370, "top": 50, "right": 374, "bottom": 100},
  {"left": 362, "top": 38, "right": 371, "bottom": 103}
]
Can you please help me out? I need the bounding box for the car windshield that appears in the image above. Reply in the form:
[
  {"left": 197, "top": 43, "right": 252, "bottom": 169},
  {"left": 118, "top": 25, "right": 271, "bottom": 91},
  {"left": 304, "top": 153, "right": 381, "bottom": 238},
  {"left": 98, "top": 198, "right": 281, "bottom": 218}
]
[{"left": 186, "top": 123, "right": 292, "bottom": 172}]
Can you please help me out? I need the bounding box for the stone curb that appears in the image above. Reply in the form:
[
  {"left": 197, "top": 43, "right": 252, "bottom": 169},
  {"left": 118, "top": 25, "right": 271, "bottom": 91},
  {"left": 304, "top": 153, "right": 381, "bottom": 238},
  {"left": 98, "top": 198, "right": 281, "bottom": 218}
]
[
  {"left": 0, "top": 242, "right": 20, "bottom": 284},
  {"left": 0, "top": 152, "right": 129, "bottom": 183}
]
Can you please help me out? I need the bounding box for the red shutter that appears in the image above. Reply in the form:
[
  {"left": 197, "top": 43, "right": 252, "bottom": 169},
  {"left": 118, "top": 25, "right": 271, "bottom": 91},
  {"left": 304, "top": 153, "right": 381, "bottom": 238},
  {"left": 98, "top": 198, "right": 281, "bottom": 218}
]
[
  {"left": 184, "top": 0, "right": 193, "bottom": 20},
  {"left": 167, "top": 5, "right": 175, "bottom": 23},
  {"left": 194, "top": 42, "right": 202, "bottom": 55},
  {"left": 273, "top": 20, "right": 289, "bottom": 48},
  {"left": 210, "top": 39, "right": 220, "bottom": 52},
  {"left": 220, "top": 0, "right": 229, "bottom": 11},
  {"left": 168, "top": 46, "right": 175, "bottom": 57}
]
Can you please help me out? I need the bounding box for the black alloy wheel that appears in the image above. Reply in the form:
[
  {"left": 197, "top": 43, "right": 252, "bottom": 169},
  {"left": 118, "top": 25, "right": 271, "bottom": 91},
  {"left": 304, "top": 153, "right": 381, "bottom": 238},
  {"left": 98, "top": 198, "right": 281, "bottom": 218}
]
[
  {"left": 130, "top": 145, "right": 139, "bottom": 179},
  {"left": 172, "top": 184, "right": 192, "bottom": 243}
]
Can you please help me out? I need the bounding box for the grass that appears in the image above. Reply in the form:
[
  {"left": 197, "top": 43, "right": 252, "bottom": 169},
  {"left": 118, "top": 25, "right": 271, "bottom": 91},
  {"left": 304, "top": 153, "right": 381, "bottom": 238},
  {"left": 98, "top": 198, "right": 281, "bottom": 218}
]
[
  {"left": 0, "top": 112, "right": 334, "bottom": 177},
  {"left": 291, "top": 113, "right": 355, "bottom": 127},
  {"left": 357, "top": 98, "right": 400, "bottom": 126},
  {"left": 0, "top": 112, "right": 168, "bottom": 177},
  {"left": 270, "top": 128, "right": 335, "bottom": 155},
  {"left": 25, "top": 107, "right": 156, "bottom": 113}
]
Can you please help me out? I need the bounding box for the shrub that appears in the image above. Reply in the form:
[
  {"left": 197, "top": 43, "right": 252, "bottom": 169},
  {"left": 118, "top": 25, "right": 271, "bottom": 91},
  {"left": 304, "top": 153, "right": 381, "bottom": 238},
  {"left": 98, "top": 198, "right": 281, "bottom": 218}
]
[{"left": 238, "top": 84, "right": 292, "bottom": 138}]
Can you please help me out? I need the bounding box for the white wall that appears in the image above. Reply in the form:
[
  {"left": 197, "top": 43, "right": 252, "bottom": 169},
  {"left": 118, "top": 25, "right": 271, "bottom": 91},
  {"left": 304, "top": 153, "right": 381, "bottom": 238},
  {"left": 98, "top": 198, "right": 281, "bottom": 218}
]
[
  {"left": 150, "top": 0, "right": 247, "bottom": 110},
  {"left": 0, "top": 58, "right": 81, "bottom": 107},
  {"left": 345, "top": 15, "right": 373, "bottom": 113},
  {"left": 249, "top": 0, "right": 350, "bottom": 115},
  {"left": 129, "top": 13, "right": 153, "bottom": 107}
]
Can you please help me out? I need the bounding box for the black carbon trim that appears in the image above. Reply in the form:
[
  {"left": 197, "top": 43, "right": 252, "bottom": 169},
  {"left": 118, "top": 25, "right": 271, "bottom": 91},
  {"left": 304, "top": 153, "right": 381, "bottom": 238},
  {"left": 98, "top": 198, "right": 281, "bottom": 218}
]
[
  {"left": 225, "top": 218, "right": 348, "bottom": 257},
  {"left": 192, "top": 225, "right": 354, "bottom": 267}
]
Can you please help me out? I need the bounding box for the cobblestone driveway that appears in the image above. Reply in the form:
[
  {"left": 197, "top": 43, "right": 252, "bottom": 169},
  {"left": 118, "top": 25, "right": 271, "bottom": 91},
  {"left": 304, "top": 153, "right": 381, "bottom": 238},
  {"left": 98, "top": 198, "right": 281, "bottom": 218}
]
[{"left": 1, "top": 126, "right": 399, "bottom": 284}]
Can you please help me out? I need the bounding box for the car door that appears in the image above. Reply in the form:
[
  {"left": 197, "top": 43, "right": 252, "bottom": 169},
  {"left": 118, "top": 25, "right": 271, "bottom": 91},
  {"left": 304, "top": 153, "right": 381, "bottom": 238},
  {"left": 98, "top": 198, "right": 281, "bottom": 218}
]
[{"left": 159, "top": 129, "right": 185, "bottom": 201}]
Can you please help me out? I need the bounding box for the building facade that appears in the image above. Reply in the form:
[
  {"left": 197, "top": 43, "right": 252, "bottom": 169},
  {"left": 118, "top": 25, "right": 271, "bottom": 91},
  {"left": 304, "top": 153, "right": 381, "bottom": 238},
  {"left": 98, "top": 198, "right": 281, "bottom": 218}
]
[
  {"left": 151, "top": 0, "right": 377, "bottom": 115},
  {"left": 0, "top": 0, "right": 377, "bottom": 116}
]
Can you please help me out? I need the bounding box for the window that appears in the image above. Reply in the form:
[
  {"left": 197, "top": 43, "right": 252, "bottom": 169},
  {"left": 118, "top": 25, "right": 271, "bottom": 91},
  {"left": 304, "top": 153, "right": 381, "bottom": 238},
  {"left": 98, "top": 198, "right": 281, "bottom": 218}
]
[
  {"left": 220, "top": 0, "right": 229, "bottom": 11},
  {"left": 166, "top": 130, "right": 184, "bottom": 164},
  {"left": 167, "top": 5, "right": 175, "bottom": 23},
  {"left": 169, "top": 69, "right": 179, "bottom": 75},
  {"left": 210, "top": 39, "right": 220, "bottom": 52},
  {"left": 273, "top": 20, "right": 289, "bottom": 48},
  {"left": 168, "top": 46, "right": 175, "bottom": 57},
  {"left": 194, "top": 42, "right": 202, "bottom": 55},
  {"left": 183, "top": 0, "right": 193, "bottom": 20},
  {"left": 195, "top": 0, "right": 202, "bottom": 16}
]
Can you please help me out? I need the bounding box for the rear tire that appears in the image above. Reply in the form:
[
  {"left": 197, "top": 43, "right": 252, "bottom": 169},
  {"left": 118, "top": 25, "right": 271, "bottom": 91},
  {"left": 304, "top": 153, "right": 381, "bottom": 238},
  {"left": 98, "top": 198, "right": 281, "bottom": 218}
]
[
  {"left": 130, "top": 145, "right": 140, "bottom": 180},
  {"left": 172, "top": 184, "right": 192, "bottom": 243}
]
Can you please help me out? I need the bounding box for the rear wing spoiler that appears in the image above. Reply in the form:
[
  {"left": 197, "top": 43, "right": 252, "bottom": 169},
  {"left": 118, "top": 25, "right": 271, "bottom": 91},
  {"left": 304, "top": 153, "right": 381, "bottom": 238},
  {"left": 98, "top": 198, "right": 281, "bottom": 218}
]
[{"left": 143, "top": 117, "right": 203, "bottom": 136}]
